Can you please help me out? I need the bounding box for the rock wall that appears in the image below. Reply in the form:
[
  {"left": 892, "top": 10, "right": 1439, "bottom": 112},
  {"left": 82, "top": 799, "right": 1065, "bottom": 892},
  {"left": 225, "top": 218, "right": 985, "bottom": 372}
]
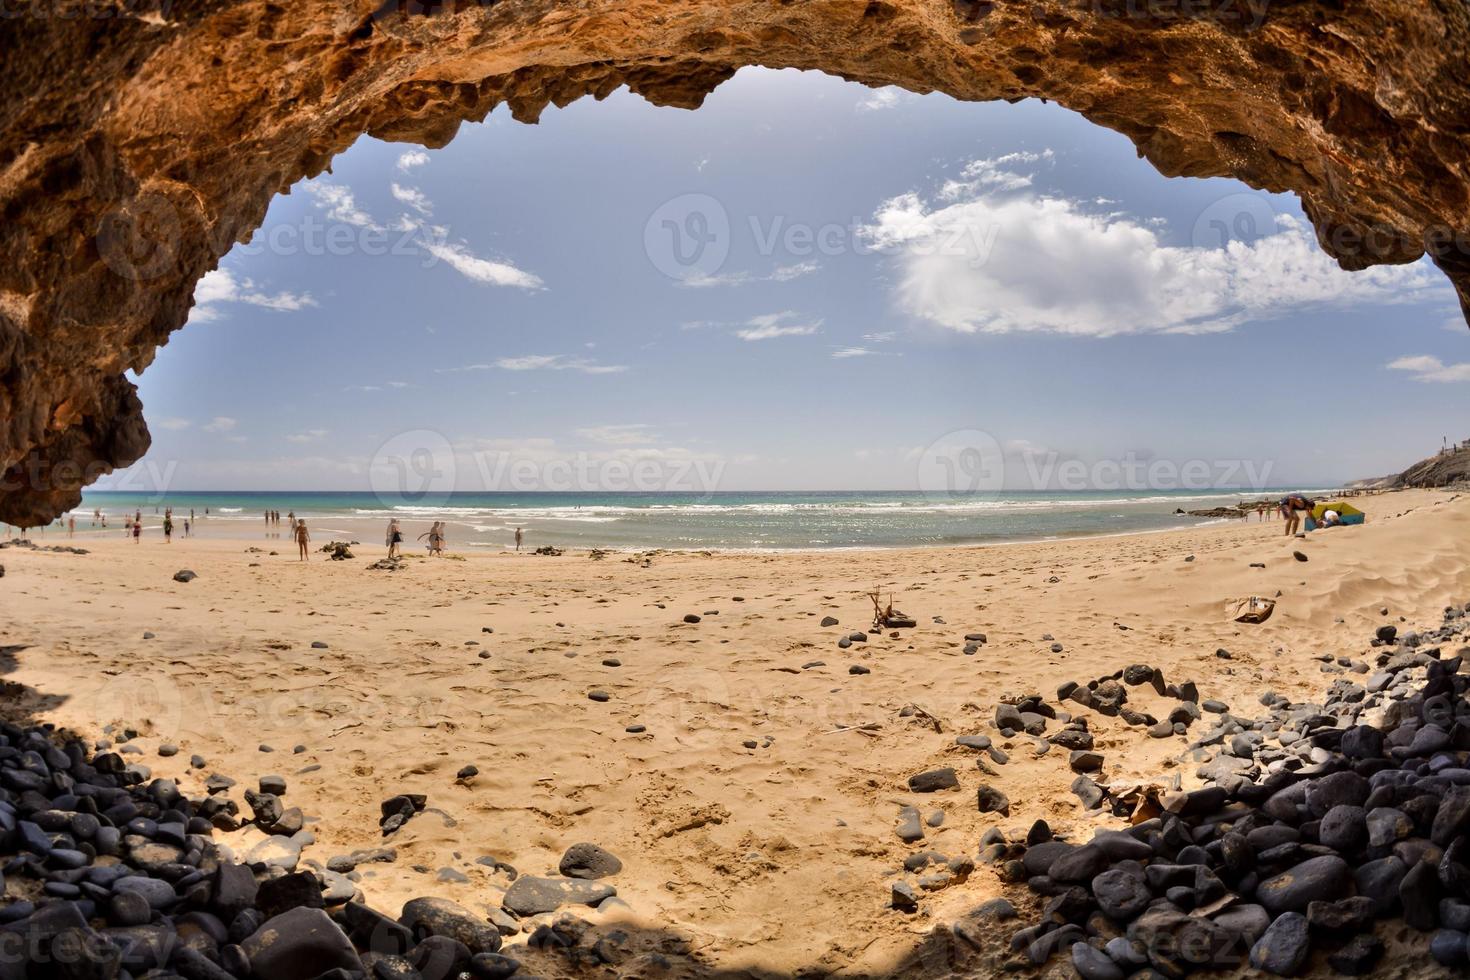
[{"left": 2, "top": 0, "right": 1468, "bottom": 524}]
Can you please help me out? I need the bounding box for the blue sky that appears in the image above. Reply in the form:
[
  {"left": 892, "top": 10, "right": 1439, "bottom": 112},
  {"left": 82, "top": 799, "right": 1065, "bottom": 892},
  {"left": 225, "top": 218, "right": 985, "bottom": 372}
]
[{"left": 105, "top": 68, "right": 1469, "bottom": 493}]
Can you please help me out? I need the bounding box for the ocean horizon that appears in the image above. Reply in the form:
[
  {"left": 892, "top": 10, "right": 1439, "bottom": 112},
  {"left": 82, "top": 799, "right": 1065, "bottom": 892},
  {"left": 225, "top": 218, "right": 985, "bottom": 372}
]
[{"left": 63, "top": 488, "right": 1345, "bottom": 551}]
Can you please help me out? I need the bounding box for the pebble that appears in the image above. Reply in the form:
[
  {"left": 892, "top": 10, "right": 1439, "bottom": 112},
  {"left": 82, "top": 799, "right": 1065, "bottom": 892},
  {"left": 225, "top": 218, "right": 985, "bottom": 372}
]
[
  {"left": 895, "top": 806, "right": 924, "bottom": 843},
  {"left": 908, "top": 767, "right": 959, "bottom": 793},
  {"left": 1249, "top": 911, "right": 1310, "bottom": 975}
]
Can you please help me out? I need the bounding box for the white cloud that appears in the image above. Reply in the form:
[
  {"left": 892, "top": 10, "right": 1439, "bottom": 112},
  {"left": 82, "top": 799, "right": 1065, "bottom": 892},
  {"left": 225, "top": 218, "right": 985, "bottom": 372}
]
[
  {"left": 390, "top": 183, "right": 433, "bottom": 217},
  {"left": 576, "top": 424, "right": 658, "bottom": 445},
  {"left": 202, "top": 417, "right": 237, "bottom": 433},
  {"left": 286, "top": 429, "right": 329, "bottom": 443},
  {"left": 397, "top": 149, "right": 430, "bottom": 172},
  {"left": 441, "top": 354, "right": 627, "bottom": 375},
  {"left": 859, "top": 156, "right": 1448, "bottom": 337},
  {"left": 304, "top": 180, "right": 382, "bottom": 231},
  {"left": 831, "top": 347, "right": 875, "bottom": 358},
  {"left": 420, "top": 239, "right": 544, "bottom": 290},
  {"left": 736, "top": 311, "right": 822, "bottom": 341},
  {"left": 1387, "top": 355, "right": 1470, "bottom": 383},
  {"left": 156, "top": 417, "right": 191, "bottom": 431},
  {"left": 938, "top": 150, "right": 1054, "bottom": 200},
  {"left": 680, "top": 260, "right": 820, "bottom": 289},
  {"left": 857, "top": 87, "right": 912, "bottom": 112},
  {"left": 191, "top": 269, "right": 315, "bottom": 323},
  {"left": 862, "top": 330, "right": 898, "bottom": 343}
]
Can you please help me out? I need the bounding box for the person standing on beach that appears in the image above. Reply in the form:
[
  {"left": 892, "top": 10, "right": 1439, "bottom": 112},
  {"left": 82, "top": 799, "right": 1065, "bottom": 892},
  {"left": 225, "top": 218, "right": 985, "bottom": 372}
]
[
  {"left": 387, "top": 519, "right": 402, "bottom": 559},
  {"left": 514, "top": 527, "right": 523, "bottom": 551},
  {"left": 67, "top": 516, "right": 74, "bottom": 537},
  {"left": 1279, "top": 495, "right": 1314, "bottom": 536},
  {"left": 163, "top": 514, "right": 173, "bottom": 542},
  {"left": 131, "top": 519, "right": 141, "bottom": 544},
  {"left": 183, "top": 519, "right": 190, "bottom": 537},
  {"left": 295, "top": 519, "right": 310, "bottom": 560}
]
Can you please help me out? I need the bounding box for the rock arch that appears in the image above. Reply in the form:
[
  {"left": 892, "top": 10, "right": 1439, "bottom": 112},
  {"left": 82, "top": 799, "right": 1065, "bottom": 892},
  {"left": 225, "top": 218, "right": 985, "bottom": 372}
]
[{"left": 2, "top": 0, "right": 1468, "bottom": 523}]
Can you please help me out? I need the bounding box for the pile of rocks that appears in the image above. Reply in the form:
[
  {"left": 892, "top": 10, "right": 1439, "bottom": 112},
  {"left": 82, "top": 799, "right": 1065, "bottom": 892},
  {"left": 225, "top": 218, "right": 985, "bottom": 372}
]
[
  {"left": 0, "top": 537, "right": 89, "bottom": 555},
  {"left": 0, "top": 717, "right": 639, "bottom": 978},
  {"left": 982, "top": 601, "right": 1470, "bottom": 976}
]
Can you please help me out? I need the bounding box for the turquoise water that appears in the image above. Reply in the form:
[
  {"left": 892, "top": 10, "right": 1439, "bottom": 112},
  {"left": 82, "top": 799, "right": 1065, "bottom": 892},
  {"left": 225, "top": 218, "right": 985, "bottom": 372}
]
[{"left": 60, "top": 489, "right": 1337, "bottom": 551}]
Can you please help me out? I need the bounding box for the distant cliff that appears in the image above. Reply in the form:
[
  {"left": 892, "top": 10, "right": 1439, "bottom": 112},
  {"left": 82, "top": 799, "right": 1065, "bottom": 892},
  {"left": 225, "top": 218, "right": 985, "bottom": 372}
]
[{"left": 1357, "top": 445, "right": 1470, "bottom": 489}]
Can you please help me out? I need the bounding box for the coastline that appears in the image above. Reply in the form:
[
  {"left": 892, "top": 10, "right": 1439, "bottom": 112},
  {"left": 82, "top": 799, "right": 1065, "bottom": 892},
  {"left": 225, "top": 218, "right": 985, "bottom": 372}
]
[
  {"left": 53, "top": 486, "right": 1354, "bottom": 554},
  {"left": 2, "top": 486, "right": 1465, "bottom": 975}
]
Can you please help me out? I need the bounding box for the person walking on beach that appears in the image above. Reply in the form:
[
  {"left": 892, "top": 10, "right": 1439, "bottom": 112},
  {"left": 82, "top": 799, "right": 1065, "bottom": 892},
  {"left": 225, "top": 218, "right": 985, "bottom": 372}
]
[
  {"left": 67, "top": 516, "right": 74, "bottom": 537},
  {"left": 386, "top": 519, "right": 403, "bottom": 559},
  {"left": 514, "top": 526, "right": 523, "bottom": 551},
  {"left": 131, "top": 519, "right": 141, "bottom": 544},
  {"left": 418, "top": 521, "right": 445, "bottom": 556},
  {"left": 295, "top": 519, "right": 311, "bottom": 560},
  {"left": 183, "top": 519, "right": 190, "bottom": 537},
  {"left": 163, "top": 514, "right": 173, "bottom": 543}
]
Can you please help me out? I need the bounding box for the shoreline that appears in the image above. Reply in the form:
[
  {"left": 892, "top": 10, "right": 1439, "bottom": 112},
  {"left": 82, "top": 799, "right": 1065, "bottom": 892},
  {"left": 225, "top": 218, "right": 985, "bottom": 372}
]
[
  {"left": 24, "top": 486, "right": 1367, "bottom": 555},
  {"left": 1, "top": 487, "right": 1465, "bottom": 975}
]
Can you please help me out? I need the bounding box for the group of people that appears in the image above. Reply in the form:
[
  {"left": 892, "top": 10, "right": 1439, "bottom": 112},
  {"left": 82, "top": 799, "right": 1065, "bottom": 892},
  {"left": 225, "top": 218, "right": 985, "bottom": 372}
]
[
  {"left": 122, "top": 507, "right": 191, "bottom": 542},
  {"left": 384, "top": 518, "right": 448, "bottom": 557},
  {"left": 383, "top": 519, "right": 525, "bottom": 558}
]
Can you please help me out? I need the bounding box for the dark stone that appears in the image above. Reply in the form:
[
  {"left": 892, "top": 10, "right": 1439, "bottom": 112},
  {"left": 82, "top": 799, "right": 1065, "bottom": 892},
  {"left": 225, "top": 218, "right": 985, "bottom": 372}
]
[
  {"left": 409, "top": 934, "right": 473, "bottom": 979},
  {"left": 256, "top": 871, "right": 325, "bottom": 918},
  {"left": 400, "top": 897, "right": 503, "bottom": 954},
  {"left": 341, "top": 900, "right": 414, "bottom": 956},
  {"left": 241, "top": 907, "right": 363, "bottom": 980},
  {"left": 1430, "top": 929, "right": 1470, "bottom": 966},
  {"left": 907, "top": 767, "right": 959, "bottom": 793},
  {"left": 1327, "top": 933, "right": 1383, "bottom": 974},
  {"left": 1071, "top": 940, "right": 1124, "bottom": 980},
  {"left": 1401, "top": 859, "right": 1440, "bottom": 930},
  {"left": 1355, "top": 856, "right": 1408, "bottom": 915},
  {"left": 1249, "top": 911, "right": 1309, "bottom": 976},
  {"left": 1317, "top": 804, "right": 1367, "bottom": 851},
  {"left": 1022, "top": 841, "right": 1075, "bottom": 877},
  {"left": 1257, "top": 856, "right": 1351, "bottom": 915},
  {"left": 1305, "top": 896, "right": 1374, "bottom": 933},
  {"left": 558, "top": 843, "right": 622, "bottom": 880},
  {"left": 976, "top": 785, "right": 1010, "bottom": 816},
  {"left": 1069, "top": 750, "right": 1104, "bottom": 773},
  {"left": 501, "top": 875, "right": 615, "bottom": 917},
  {"left": 1092, "top": 868, "right": 1151, "bottom": 921},
  {"left": 1049, "top": 845, "right": 1107, "bottom": 884}
]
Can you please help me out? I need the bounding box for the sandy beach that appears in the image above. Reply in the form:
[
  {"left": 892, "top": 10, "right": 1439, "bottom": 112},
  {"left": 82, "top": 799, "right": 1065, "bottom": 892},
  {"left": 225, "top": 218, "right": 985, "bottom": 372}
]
[{"left": 2, "top": 488, "right": 1466, "bottom": 977}]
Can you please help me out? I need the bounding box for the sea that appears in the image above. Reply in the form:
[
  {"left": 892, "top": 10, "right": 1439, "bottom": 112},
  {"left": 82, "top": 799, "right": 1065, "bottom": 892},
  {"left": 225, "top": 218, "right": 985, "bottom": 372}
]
[{"left": 58, "top": 489, "right": 1343, "bottom": 552}]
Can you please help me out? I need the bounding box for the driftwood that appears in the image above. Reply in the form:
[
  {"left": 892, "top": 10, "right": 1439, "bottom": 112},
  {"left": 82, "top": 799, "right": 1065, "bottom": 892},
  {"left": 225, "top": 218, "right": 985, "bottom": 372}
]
[{"left": 868, "top": 589, "right": 917, "bottom": 629}]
